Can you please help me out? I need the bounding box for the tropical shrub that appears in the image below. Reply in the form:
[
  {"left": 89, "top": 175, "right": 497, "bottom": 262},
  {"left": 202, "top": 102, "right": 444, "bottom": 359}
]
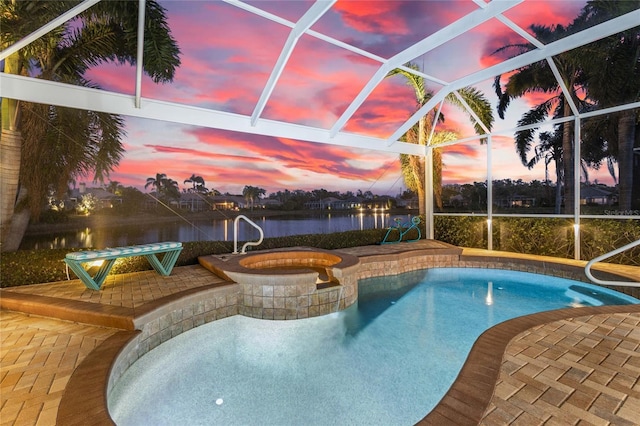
[
  {"left": 581, "top": 219, "right": 640, "bottom": 265},
  {"left": 494, "top": 217, "right": 573, "bottom": 258},
  {"left": 435, "top": 215, "right": 639, "bottom": 265},
  {"left": 434, "top": 215, "right": 486, "bottom": 248},
  {"left": 0, "top": 229, "right": 387, "bottom": 288}
]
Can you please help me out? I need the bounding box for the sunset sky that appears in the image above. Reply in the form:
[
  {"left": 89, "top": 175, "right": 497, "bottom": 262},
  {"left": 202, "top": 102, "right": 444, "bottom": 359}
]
[{"left": 79, "top": 0, "right": 613, "bottom": 196}]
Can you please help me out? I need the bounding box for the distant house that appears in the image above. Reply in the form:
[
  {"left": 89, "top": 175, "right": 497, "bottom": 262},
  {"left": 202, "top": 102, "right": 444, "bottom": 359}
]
[
  {"left": 495, "top": 194, "right": 536, "bottom": 208},
  {"left": 143, "top": 191, "right": 182, "bottom": 209},
  {"left": 396, "top": 197, "right": 418, "bottom": 209},
  {"left": 304, "top": 197, "right": 340, "bottom": 210},
  {"left": 211, "top": 195, "right": 246, "bottom": 210},
  {"left": 304, "top": 197, "right": 358, "bottom": 210},
  {"left": 261, "top": 199, "right": 283, "bottom": 209},
  {"left": 304, "top": 196, "right": 393, "bottom": 210},
  {"left": 581, "top": 185, "right": 617, "bottom": 206},
  {"left": 68, "top": 183, "right": 121, "bottom": 210},
  {"left": 362, "top": 196, "right": 394, "bottom": 209},
  {"left": 144, "top": 192, "right": 161, "bottom": 210},
  {"left": 179, "top": 192, "right": 210, "bottom": 212}
]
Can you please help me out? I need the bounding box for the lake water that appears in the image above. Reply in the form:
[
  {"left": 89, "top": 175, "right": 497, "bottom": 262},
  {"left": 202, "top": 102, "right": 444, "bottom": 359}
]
[{"left": 21, "top": 212, "right": 403, "bottom": 250}]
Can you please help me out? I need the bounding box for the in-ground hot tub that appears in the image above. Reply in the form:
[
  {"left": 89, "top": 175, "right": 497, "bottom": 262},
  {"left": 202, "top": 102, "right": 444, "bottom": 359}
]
[{"left": 199, "top": 247, "right": 360, "bottom": 319}]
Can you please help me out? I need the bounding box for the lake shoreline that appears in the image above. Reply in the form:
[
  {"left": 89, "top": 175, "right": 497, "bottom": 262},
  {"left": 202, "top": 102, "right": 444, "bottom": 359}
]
[{"left": 25, "top": 208, "right": 418, "bottom": 236}]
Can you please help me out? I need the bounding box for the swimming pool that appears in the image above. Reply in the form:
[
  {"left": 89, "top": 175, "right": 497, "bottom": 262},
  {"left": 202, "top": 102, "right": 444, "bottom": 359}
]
[{"left": 108, "top": 268, "right": 638, "bottom": 425}]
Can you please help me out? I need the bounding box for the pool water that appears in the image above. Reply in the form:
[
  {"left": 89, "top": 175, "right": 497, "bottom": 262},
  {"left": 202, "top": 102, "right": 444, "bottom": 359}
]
[{"left": 108, "top": 268, "right": 638, "bottom": 425}]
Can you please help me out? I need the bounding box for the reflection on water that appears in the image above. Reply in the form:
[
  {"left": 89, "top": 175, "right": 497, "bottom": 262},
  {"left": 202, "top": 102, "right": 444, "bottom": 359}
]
[{"left": 21, "top": 212, "right": 404, "bottom": 249}]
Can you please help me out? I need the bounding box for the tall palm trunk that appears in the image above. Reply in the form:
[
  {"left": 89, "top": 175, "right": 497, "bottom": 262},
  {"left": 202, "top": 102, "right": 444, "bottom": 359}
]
[
  {"left": 617, "top": 110, "right": 636, "bottom": 210},
  {"left": 1, "top": 50, "right": 25, "bottom": 251},
  {"left": 433, "top": 148, "right": 443, "bottom": 211},
  {"left": 408, "top": 155, "right": 425, "bottom": 215},
  {"left": 0, "top": 129, "right": 22, "bottom": 242},
  {"left": 561, "top": 102, "right": 575, "bottom": 214},
  {"left": 554, "top": 156, "right": 563, "bottom": 214},
  {"left": 418, "top": 115, "right": 427, "bottom": 216}
]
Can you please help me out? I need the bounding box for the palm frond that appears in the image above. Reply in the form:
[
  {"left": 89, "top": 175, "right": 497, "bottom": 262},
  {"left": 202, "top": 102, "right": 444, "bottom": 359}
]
[
  {"left": 453, "top": 86, "right": 494, "bottom": 134},
  {"left": 514, "top": 100, "right": 555, "bottom": 165}
]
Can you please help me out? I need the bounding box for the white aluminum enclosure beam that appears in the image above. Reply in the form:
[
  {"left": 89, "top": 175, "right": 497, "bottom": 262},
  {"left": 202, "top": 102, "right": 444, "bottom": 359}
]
[
  {"left": 250, "top": 0, "right": 335, "bottom": 126},
  {"left": 0, "top": 0, "right": 101, "bottom": 61},
  {"left": 225, "top": 0, "right": 448, "bottom": 87},
  {"left": 545, "top": 57, "right": 580, "bottom": 116},
  {"left": 426, "top": 101, "right": 445, "bottom": 146},
  {"left": 222, "top": 0, "right": 291, "bottom": 27},
  {"left": 329, "top": 0, "right": 522, "bottom": 137},
  {"left": 495, "top": 15, "right": 546, "bottom": 49},
  {"left": 3, "top": 1, "right": 638, "bottom": 161},
  {"left": 387, "top": 7, "right": 640, "bottom": 144},
  {"left": 452, "top": 91, "right": 491, "bottom": 134},
  {"left": 0, "top": 73, "right": 424, "bottom": 156},
  {"left": 580, "top": 101, "right": 640, "bottom": 119}
]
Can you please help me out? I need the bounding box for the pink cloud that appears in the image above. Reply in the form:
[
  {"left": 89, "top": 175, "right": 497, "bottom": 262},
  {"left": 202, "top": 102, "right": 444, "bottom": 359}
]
[
  {"left": 182, "top": 127, "right": 399, "bottom": 183},
  {"left": 332, "top": 2, "right": 411, "bottom": 35},
  {"left": 110, "top": 131, "right": 402, "bottom": 194},
  {"left": 243, "top": 0, "right": 315, "bottom": 23},
  {"left": 503, "top": 1, "right": 585, "bottom": 29},
  {"left": 314, "top": 1, "right": 476, "bottom": 59},
  {"left": 259, "top": 36, "right": 380, "bottom": 128},
  {"left": 84, "top": 64, "right": 136, "bottom": 94},
  {"left": 143, "top": 145, "right": 269, "bottom": 163},
  {"left": 129, "top": 1, "right": 291, "bottom": 113},
  {"left": 344, "top": 77, "right": 417, "bottom": 137},
  {"left": 111, "top": 147, "right": 293, "bottom": 194},
  {"left": 479, "top": 27, "right": 531, "bottom": 68},
  {"left": 445, "top": 144, "right": 481, "bottom": 159}
]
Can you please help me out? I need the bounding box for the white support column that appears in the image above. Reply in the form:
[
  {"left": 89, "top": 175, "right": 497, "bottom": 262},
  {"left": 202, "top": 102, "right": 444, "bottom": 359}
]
[
  {"left": 487, "top": 135, "right": 493, "bottom": 250},
  {"left": 425, "top": 145, "right": 434, "bottom": 239},
  {"left": 135, "top": 0, "right": 146, "bottom": 108},
  {"left": 574, "top": 117, "right": 581, "bottom": 260}
]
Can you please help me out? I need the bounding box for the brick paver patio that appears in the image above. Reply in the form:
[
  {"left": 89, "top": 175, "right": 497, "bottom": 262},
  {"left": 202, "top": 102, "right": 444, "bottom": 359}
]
[
  {"left": 1, "top": 244, "right": 639, "bottom": 425},
  {"left": 483, "top": 312, "right": 640, "bottom": 425},
  {"left": 0, "top": 311, "right": 116, "bottom": 426}
]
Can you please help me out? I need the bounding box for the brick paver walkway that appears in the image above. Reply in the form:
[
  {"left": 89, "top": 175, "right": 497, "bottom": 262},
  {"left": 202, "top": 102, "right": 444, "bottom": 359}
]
[
  {"left": 6, "top": 265, "right": 220, "bottom": 308},
  {"left": 483, "top": 312, "right": 640, "bottom": 425},
  {"left": 0, "top": 311, "right": 116, "bottom": 426}
]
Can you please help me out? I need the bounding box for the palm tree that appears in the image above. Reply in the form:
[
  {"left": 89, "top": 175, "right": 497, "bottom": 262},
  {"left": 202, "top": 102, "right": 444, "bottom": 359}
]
[
  {"left": 387, "top": 63, "right": 493, "bottom": 214},
  {"left": 242, "top": 185, "right": 266, "bottom": 211},
  {"left": 576, "top": 0, "right": 640, "bottom": 209},
  {"left": 184, "top": 174, "right": 207, "bottom": 193},
  {"left": 145, "top": 173, "right": 168, "bottom": 194},
  {"left": 520, "top": 127, "right": 564, "bottom": 213},
  {"left": 399, "top": 128, "right": 458, "bottom": 211},
  {"left": 0, "top": 0, "right": 180, "bottom": 251},
  {"left": 145, "top": 173, "right": 179, "bottom": 201},
  {"left": 105, "top": 181, "right": 124, "bottom": 196},
  {"left": 20, "top": 103, "right": 126, "bottom": 220},
  {"left": 164, "top": 178, "right": 180, "bottom": 200},
  {"left": 494, "top": 23, "right": 588, "bottom": 215}
]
